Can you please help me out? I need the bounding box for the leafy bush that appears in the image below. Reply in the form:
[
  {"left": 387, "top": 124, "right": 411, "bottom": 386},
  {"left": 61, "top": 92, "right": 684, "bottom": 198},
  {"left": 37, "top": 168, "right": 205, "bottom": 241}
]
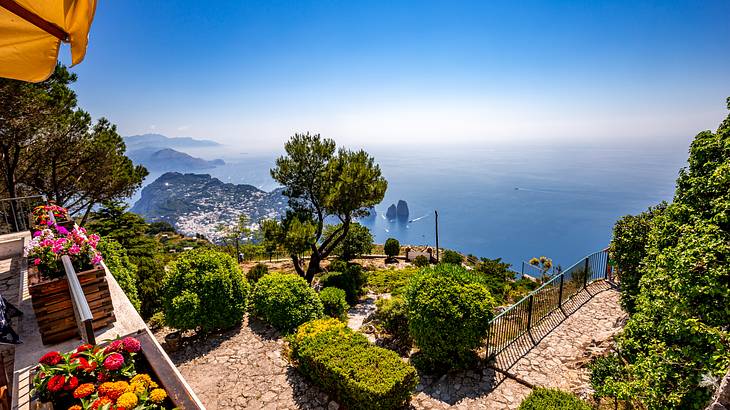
[
  {"left": 518, "top": 388, "right": 591, "bottom": 410},
  {"left": 413, "top": 255, "right": 429, "bottom": 267},
  {"left": 405, "top": 264, "right": 496, "bottom": 370},
  {"left": 610, "top": 204, "right": 665, "bottom": 313},
  {"left": 365, "top": 267, "right": 417, "bottom": 296},
  {"left": 384, "top": 238, "right": 400, "bottom": 259},
  {"left": 324, "top": 222, "right": 373, "bottom": 260},
  {"left": 320, "top": 287, "right": 349, "bottom": 321},
  {"left": 289, "top": 318, "right": 418, "bottom": 410},
  {"left": 147, "top": 311, "right": 165, "bottom": 330},
  {"left": 374, "top": 296, "right": 411, "bottom": 352},
  {"left": 246, "top": 263, "right": 269, "bottom": 283},
  {"left": 589, "top": 353, "right": 626, "bottom": 400},
  {"left": 250, "top": 273, "right": 323, "bottom": 332},
  {"left": 441, "top": 249, "right": 463, "bottom": 265},
  {"left": 162, "top": 248, "right": 249, "bottom": 332},
  {"left": 319, "top": 263, "right": 365, "bottom": 305},
  {"left": 595, "top": 98, "right": 730, "bottom": 409},
  {"left": 97, "top": 238, "right": 141, "bottom": 311}
]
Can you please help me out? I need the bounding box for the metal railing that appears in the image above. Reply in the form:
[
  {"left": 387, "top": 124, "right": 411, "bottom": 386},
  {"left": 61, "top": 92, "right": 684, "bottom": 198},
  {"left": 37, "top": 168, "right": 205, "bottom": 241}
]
[
  {"left": 0, "top": 195, "right": 45, "bottom": 233},
  {"left": 486, "top": 248, "right": 611, "bottom": 370}
]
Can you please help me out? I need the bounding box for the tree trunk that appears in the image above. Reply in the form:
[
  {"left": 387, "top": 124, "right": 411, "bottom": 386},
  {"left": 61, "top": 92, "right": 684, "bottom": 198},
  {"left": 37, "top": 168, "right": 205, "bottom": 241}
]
[{"left": 305, "top": 253, "right": 320, "bottom": 284}]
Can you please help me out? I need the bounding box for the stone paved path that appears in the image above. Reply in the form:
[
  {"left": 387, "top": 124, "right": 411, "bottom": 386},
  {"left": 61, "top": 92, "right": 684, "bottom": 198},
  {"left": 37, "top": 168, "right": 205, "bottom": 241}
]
[{"left": 159, "top": 282, "right": 624, "bottom": 410}]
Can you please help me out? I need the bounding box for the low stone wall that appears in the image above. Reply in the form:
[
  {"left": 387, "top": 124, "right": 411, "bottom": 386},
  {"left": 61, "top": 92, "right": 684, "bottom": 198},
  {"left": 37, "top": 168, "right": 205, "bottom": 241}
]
[{"left": 707, "top": 368, "right": 730, "bottom": 410}]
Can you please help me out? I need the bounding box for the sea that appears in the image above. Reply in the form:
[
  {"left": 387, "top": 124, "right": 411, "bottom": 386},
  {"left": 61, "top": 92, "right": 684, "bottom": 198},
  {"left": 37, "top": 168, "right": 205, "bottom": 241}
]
[{"left": 129, "top": 139, "right": 691, "bottom": 271}]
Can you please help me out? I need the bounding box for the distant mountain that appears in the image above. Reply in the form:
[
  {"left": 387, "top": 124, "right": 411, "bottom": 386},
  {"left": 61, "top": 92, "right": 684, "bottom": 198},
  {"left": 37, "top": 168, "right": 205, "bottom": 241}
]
[
  {"left": 131, "top": 172, "right": 286, "bottom": 242},
  {"left": 124, "top": 133, "right": 221, "bottom": 151},
  {"left": 127, "top": 147, "right": 225, "bottom": 171}
]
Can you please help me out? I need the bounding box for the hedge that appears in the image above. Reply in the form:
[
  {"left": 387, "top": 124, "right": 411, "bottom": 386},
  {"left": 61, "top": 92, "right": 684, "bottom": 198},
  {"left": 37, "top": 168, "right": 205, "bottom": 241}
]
[
  {"left": 518, "top": 388, "right": 591, "bottom": 410},
  {"left": 319, "top": 263, "right": 364, "bottom": 305},
  {"left": 250, "top": 273, "right": 323, "bottom": 332},
  {"left": 289, "top": 318, "right": 418, "bottom": 410},
  {"left": 320, "top": 287, "right": 349, "bottom": 321}
]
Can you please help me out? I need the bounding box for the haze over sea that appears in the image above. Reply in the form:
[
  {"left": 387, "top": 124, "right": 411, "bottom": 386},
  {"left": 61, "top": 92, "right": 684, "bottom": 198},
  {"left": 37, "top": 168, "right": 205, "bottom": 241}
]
[{"left": 131, "top": 138, "right": 689, "bottom": 270}]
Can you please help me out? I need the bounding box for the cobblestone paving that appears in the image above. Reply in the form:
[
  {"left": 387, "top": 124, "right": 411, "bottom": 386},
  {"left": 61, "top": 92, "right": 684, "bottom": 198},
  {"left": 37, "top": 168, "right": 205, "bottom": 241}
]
[{"left": 159, "top": 283, "right": 624, "bottom": 410}]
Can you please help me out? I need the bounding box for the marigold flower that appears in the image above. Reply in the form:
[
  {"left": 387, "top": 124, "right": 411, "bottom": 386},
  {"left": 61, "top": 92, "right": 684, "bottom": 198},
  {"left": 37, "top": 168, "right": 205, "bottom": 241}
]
[
  {"left": 122, "top": 336, "right": 141, "bottom": 353},
  {"left": 90, "top": 396, "right": 112, "bottom": 410},
  {"left": 63, "top": 375, "right": 79, "bottom": 391},
  {"left": 130, "top": 373, "right": 152, "bottom": 387},
  {"left": 39, "top": 351, "right": 62, "bottom": 365},
  {"left": 117, "top": 392, "right": 138, "bottom": 408},
  {"left": 73, "top": 383, "right": 95, "bottom": 398},
  {"left": 68, "top": 406, "right": 81, "bottom": 410},
  {"left": 47, "top": 375, "right": 66, "bottom": 392},
  {"left": 149, "top": 388, "right": 167, "bottom": 403},
  {"left": 104, "top": 381, "right": 129, "bottom": 400},
  {"left": 103, "top": 352, "right": 124, "bottom": 371}
]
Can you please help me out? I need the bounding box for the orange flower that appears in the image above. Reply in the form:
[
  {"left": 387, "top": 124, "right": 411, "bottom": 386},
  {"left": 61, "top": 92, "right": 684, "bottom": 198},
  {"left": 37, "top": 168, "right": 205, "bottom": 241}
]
[
  {"left": 149, "top": 388, "right": 167, "bottom": 403},
  {"left": 73, "top": 383, "right": 95, "bottom": 398},
  {"left": 68, "top": 406, "right": 82, "bottom": 410}
]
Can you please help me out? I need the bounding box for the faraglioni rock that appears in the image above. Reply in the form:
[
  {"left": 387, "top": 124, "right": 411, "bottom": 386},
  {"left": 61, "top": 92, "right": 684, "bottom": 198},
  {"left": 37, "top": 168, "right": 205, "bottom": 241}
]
[
  {"left": 386, "top": 204, "right": 397, "bottom": 220},
  {"left": 396, "top": 200, "right": 409, "bottom": 219}
]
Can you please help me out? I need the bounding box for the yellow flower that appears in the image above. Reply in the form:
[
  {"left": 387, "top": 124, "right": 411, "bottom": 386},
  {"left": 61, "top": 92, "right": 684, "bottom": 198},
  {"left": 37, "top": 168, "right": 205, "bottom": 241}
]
[
  {"left": 125, "top": 381, "right": 145, "bottom": 395},
  {"left": 130, "top": 373, "right": 153, "bottom": 387},
  {"left": 117, "top": 392, "right": 138, "bottom": 408},
  {"left": 149, "top": 388, "right": 167, "bottom": 403},
  {"left": 149, "top": 381, "right": 158, "bottom": 389}
]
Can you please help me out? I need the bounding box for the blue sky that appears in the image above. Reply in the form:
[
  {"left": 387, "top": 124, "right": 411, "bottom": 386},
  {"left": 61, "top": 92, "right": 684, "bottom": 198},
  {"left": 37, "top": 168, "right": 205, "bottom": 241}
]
[{"left": 59, "top": 1, "right": 730, "bottom": 151}]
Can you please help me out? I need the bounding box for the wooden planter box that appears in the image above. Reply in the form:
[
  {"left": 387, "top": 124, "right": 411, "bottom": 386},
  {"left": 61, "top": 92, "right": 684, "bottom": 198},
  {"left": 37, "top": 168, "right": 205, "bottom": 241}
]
[
  {"left": 31, "top": 330, "right": 202, "bottom": 410},
  {"left": 28, "top": 265, "right": 115, "bottom": 345}
]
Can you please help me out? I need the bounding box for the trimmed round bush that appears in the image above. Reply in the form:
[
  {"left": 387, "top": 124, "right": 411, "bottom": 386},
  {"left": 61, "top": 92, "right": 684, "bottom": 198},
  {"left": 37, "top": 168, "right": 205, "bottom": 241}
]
[
  {"left": 405, "top": 264, "right": 496, "bottom": 370},
  {"left": 384, "top": 238, "right": 400, "bottom": 259},
  {"left": 162, "top": 248, "right": 249, "bottom": 332},
  {"left": 413, "top": 254, "right": 429, "bottom": 267},
  {"left": 247, "top": 262, "right": 269, "bottom": 283},
  {"left": 250, "top": 273, "right": 323, "bottom": 332},
  {"left": 518, "top": 388, "right": 591, "bottom": 410},
  {"left": 320, "top": 287, "right": 349, "bottom": 321},
  {"left": 289, "top": 318, "right": 418, "bottom": 409},
  {"left": 319, "top": 264, "right": 364, "bottom": 305}
]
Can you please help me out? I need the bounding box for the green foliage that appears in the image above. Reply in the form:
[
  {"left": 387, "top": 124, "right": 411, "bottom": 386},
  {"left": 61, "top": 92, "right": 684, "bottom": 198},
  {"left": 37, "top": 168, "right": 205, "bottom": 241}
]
[
  {"left": 268, "top": 133, "right": 387, "bottom": 282},
  {"left": 364, "top": 267, "right": 417, "bottom": 296},
  {"left": 413, "top": 255, "right": 429, "bottom": 267},
  {"left": 441, "top": 249, "right": 463, "bottom": 265},
  {"left": 610, "top": 204, "right": 665, "bottom": 313},
  {"left": 147, "top": 311, "right": 165, "bottom": 330},
  {"left": 323, "top": 222, "right": 373, "bottom": 261},
  {"left": 247, "top": 263, "right": 269, "bottom": 283},
  {"left": 319, "top": 287, "right": 349, "bottom": 321},
  {"left": 375, "top": 296, "right": 411, "bottom": 351},
  {"left": 471, "top": 257, "right": 516, "bottom": 304},
  {"left": 146, "top": 221, "right": 175, "bottom": 234},
  {"left": 518, "top": 388, "right": 591, "bottom": 410},
  {"left": 96, "top": 238, "right": 141, "bottom": 311},
  {"left": 384, "top": 238, "right": 400, "bottom": 258},
  {"left": 162, "top": 248, "right": 249, "bottom": 332},
  {"left": 318, "top": 264, "right": 365, "bottom": 305},
  {"left": 289, "top": 318, "right": 418, "bottom": 410},
  {"left": 595, "top": 99, "right": 730, "bottom": 409},
  {"left": 405, "top": 264, "right": 496, "bottom": 370},
  {"left": 250, "top": 273, "right": 323, "bottom": 332},
  {"left": 589, "top": 354, "right": 626, "bottom": 400}
]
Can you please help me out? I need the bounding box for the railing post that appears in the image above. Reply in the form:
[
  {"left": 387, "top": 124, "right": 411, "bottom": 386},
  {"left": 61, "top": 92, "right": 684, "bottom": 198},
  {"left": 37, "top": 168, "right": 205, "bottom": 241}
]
[
  {"left": 526, "top": 294, "right": 534, "bottom": 331},
  {"left": 583, "top": 257, "right": 589, "bottom": 288},
  {"left": 558, "top": 273, "right": 564, "bottom": 306}
]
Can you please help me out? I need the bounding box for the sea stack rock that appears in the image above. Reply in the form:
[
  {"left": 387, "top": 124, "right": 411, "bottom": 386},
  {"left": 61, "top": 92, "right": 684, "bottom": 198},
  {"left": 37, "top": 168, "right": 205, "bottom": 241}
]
[
  {"left": 396, "top": 200, "right": 409, "bottom": 219},
  {"left": 386, "top": 204, "right": 397, "bottom": 220}
]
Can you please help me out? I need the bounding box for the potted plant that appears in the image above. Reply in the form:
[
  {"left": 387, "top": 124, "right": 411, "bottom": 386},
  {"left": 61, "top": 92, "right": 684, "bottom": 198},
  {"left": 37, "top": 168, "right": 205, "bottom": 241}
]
[
  {"left": 32, "top": 336, "right": 176, "bottom": 409},
  {"left": 24, "top": 226, "right": 115, "bottom": 344},
  {"left": 30, "top": 204, "right": 74, "bottom": 231}
]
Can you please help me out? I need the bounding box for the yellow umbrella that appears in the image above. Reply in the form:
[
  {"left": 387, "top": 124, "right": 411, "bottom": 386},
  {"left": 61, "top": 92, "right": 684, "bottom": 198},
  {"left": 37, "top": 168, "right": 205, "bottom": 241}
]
[{"left": 0, "top": 0, "right": 96, "bottom": 82}]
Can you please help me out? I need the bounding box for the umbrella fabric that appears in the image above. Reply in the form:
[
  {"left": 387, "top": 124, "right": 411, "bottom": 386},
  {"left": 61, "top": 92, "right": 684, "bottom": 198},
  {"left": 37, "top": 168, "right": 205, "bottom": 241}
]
[{"left": 0, "top": 0, "right": 96, "bottom": 82}]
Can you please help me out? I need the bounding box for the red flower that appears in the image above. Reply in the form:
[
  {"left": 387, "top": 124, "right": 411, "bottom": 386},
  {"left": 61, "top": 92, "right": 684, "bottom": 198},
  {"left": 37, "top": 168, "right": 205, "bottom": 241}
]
[
  {"left": 90, "top": 397, "right": 112, "bottom": 410},
  {"left": 39, "top": 351, "right": 62, "bottom": 366},
  {"left": 104, "top": 339, "right": 123, "bottom": 353},
  {"left": 76, "top": 344, "right": 93, "bottom": 353},
  {"left": 47, "top": 375, "right": 65, "bottom": 392},
  {"left": 103, "top": 353, "right": 124, "bottom": 371},
  {"left": 63, "top": 376, "right": 79, "bottom": 391},
  {"left": 122, "top": 337, "right": 141, "bottom": 353},
  {"left": 96, "top": 372, "right": 108, "bottom": 382}
]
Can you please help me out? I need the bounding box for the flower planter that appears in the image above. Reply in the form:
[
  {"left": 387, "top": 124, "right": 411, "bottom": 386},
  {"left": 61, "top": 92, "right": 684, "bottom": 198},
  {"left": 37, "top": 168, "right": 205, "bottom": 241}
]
[{"left": 28, "top": 264, "right": 115, "bottom": 345}]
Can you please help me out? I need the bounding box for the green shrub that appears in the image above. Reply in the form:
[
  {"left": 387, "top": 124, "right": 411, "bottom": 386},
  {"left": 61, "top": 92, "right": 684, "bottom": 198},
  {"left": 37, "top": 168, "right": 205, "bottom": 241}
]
[
  {"left": 441, "top": 249, "right": 463, "bottom": 265},
  {"left": 324, "top": 222, "right": 373, "bottom": 260},
  {"left": 375, "top": 296, "right": 411, "bottom": 352},
  {"left": 413, "top": 255, "right": 429, "bottom": 267},
  {"left": 405, "top": 264, "right": 496, "bottom": 370},
  {"left": 384, "top": 238, "right": 400, "bottom": 259},
  {"left": 320, "top": 287, "right": 349, "bottom": 321},
  {"left": 147, "top": 311, "right": 165, "bottom": 330},
  {"left": 97, "top": 238, "right": 141, "bottom": 311},
  {"left": 518, "top": 388, "right": 591, "bottom": 410},
  {"left": 250, "top": 273, "right": 323, "bottom": 332},
  {"left": 246, "top": 263, "right": 269, "bottom": 283},
  {"left": 365, "top": 267, "right": 417, "bottom": 296},
  {"left": 289, "top": 318, "right": 418, "bottom": 410},
  {"left": 589, "top": 354, "right": 626, "bottom": 400},
  {"left": 319, "top": 264, "right": 364, "bottom": 305},
  {"left": 162, "top": 248, "right": 249, "bottom": 332}
]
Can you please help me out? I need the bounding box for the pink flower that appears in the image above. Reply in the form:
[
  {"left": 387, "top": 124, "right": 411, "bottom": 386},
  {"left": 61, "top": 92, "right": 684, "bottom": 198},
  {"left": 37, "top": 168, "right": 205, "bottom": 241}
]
[
  {"left": 91, "top": 253, "right": 103, "bottom": 265},
  {"left": 56, "top": 226, "right": 69, "bottom": 235},
  {"left": 104, "top": 339, "right": 123, "bottom": 353},
  {"left": 45, "top": 220, "right": 53, "bottom": 226},
  {"left": 33, "top": 231, "right": 41, "bottom": 237},
  {"left": 102, "top": 353, "right": 124, "bottom": 371},
  {"left": 33, "top": 258, "right": 41, "bottom": 266},
  {"left": 69, "top": 244, "right": 81, "bottom": 255},
  {"left": 122, "top": 337, "right": 141, "bottom": 353}
]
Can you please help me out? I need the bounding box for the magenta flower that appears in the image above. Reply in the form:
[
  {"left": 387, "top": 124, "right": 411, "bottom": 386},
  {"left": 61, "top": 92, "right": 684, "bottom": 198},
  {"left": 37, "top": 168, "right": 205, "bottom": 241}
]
[
  {"left": 33, "top": 231, "right": 42, "bottom": 237},
  {"left": 122, "top": 337, "right": 141, "bottom": 353},
  {"left": 69, "top": 244, "right": 81, "bottom": 255},
  {"left": 102, "top": 353, "right": 124, "bottom": 371},
  {"left": 33, "top": 258, "right": 41, "bottom": 266},
  {"left": 56, "top": 226, "right": 69, "bottom": 235},
  {"left": 91, "top": 252, "right": 103, "bottom": 265}
]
